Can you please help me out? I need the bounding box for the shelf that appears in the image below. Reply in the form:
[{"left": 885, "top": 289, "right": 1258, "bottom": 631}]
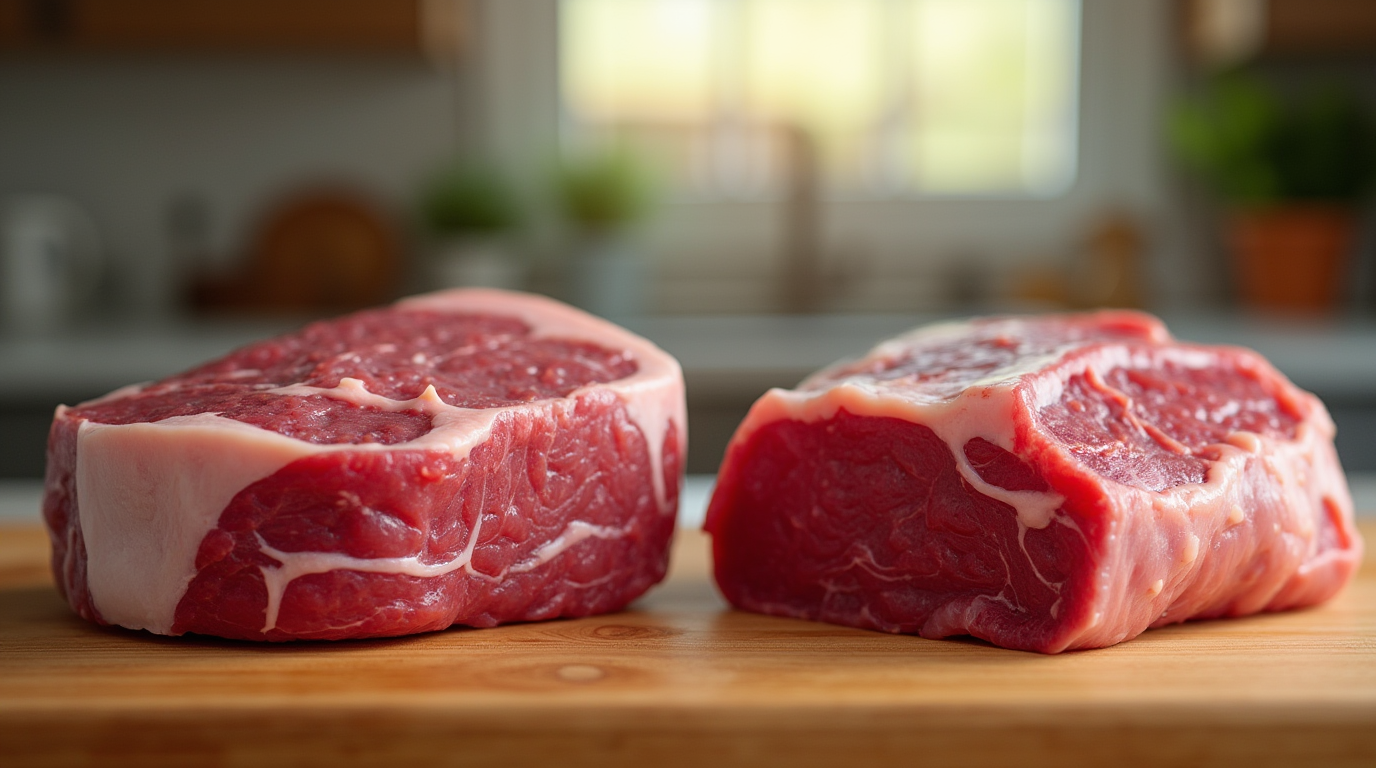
[
  {"left": 0, "top": 0, "right": 466, "bottom": 58},
  {"left": 1183, "top": 0, "right": 1376, "bottom": 66}
]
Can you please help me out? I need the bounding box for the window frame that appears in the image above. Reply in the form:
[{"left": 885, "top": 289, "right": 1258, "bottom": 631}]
[{"left": 472, "top": 0, "right": 1183, "bottom": 313}]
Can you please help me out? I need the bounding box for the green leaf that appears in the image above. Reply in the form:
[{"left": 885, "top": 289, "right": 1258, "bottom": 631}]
[{"left": 419, "top": 163, "right": 522, "bottom": 236}]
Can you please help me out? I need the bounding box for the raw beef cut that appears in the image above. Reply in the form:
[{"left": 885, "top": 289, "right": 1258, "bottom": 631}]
[
  {"left": 705, "top": 311, "right": 1361, "bottom": 653},
  {"left": 44, "top": 289, "right": 685, "bottom": 641}
]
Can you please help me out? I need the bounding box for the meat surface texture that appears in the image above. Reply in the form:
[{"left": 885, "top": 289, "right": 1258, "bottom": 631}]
[
  {"left": 705, "top": 311, "right": 1361, "bottom": 653},
  {"left": 44, "top": 289, "right": 686, "bottom": 641}
]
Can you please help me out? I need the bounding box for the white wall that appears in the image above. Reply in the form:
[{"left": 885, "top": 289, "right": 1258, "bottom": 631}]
[{"left": 0, "top": 54, "right": 466, "bottom": 319}]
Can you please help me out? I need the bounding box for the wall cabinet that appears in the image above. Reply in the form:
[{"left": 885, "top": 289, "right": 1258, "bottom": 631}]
[
  {"left": 0, "top": 0, "right": 466, "bottom": 58},
  {"left": 1184, "top": 0, "right": 1376, "bottom": 66}
]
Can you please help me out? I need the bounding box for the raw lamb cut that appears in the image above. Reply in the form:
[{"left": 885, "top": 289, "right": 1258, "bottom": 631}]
[
  {"left": 705, "top": 311, "right": 1361, "bottom": 653},
  {"left": 44, "top": 289, "right": 686, "bottom": 641}
]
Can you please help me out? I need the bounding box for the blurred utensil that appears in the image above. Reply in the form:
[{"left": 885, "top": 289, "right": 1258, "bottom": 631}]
[{"left": 0, "top": 195, "right": 102, "bottom": 334}]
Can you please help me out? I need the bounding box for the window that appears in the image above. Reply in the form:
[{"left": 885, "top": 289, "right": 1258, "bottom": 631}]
[{"left": 560, "top": 0, "right": 1081, "bottom": 198}]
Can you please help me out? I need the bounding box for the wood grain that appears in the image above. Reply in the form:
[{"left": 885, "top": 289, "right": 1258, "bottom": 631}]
[
  {"left": 1, "top": 521, "right": 1373, "bottom": 767},
  {"left": 0, "top": 0, "right": 425, "bottom": 52},
  {"left": 0, "top": 0, "right": 468, "bottom": 59}
]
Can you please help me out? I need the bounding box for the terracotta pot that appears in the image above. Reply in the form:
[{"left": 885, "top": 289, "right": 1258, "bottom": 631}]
[{"left": 1226, "top": 205, "right": 1359, "bottom": 312}]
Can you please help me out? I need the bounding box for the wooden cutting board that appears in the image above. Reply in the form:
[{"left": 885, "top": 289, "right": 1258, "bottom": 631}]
[{"left": 2, "top": 521, "right": 1374, "bottom": 768}]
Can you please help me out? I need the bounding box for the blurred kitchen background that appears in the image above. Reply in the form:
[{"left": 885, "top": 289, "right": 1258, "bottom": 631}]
[{"left": 2, "top": 0, "right": 1376, "bottom": 518}]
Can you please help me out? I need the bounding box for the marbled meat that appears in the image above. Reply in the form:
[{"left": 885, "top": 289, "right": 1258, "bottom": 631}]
[
  {"left": 705, "top": 311, "right": 1360, "bottom": 653},
  {"left": 44, "top": 289, "right": 686, "bottom": 641}
]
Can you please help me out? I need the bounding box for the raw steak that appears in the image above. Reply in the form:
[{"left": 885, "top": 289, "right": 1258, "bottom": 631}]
[
  {"left": 44, "top": 289, "right": 685, "bottom": 641},
  {"left": 705, "top": 311, "right": 1361, "bottom": 653}
]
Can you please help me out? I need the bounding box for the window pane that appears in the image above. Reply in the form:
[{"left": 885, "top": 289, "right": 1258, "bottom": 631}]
[
  {"left": 561, "top": 0, "right": 715, "bottom": 124},
  {"left": 740, "top": 0, "right": 887, "bottom": 191},
  {"left": 559, "top": 0, "right": 1080, "bottom": 198},
  {"left": 740, "top": 0, "right": 885, "bottom": 131},
  {"left": 908, "top": 0, "right": 1079, "bottom": 195}
]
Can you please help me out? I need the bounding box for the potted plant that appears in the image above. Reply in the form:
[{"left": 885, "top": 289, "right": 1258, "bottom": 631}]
[
  {"left": 420, "top": 162, "right": 526, "bottom": 290},
  {"left": 1169, "top": 74, "right": 1375, "bottom": 312},
  {"left": 554, "top": 148, "right": 657, "bottom": 317}
]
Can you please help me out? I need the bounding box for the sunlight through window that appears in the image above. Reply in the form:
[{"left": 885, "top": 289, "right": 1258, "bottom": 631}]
[{"left": 560, "top": 0, "right": 1080, "bottom": 198}]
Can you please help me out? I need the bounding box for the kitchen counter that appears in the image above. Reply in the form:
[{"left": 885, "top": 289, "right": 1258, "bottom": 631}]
[
  {"left": 2, "top": 519, "right": 1374, "bottom": 767},
  {"left": 5, "top": 311, "right": 1376, "bottom": 400},
  {"left": 4, "top": 311, "right": 1376, "bottom": 477}
]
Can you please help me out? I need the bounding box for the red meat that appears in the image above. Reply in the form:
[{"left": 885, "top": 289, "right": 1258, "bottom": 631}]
[
  {"left": 44, "top": 289, "right": 685, "bottom": 641},
  {"left": 706, "top": 311, "right": 1361, "bottom": 653}
]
